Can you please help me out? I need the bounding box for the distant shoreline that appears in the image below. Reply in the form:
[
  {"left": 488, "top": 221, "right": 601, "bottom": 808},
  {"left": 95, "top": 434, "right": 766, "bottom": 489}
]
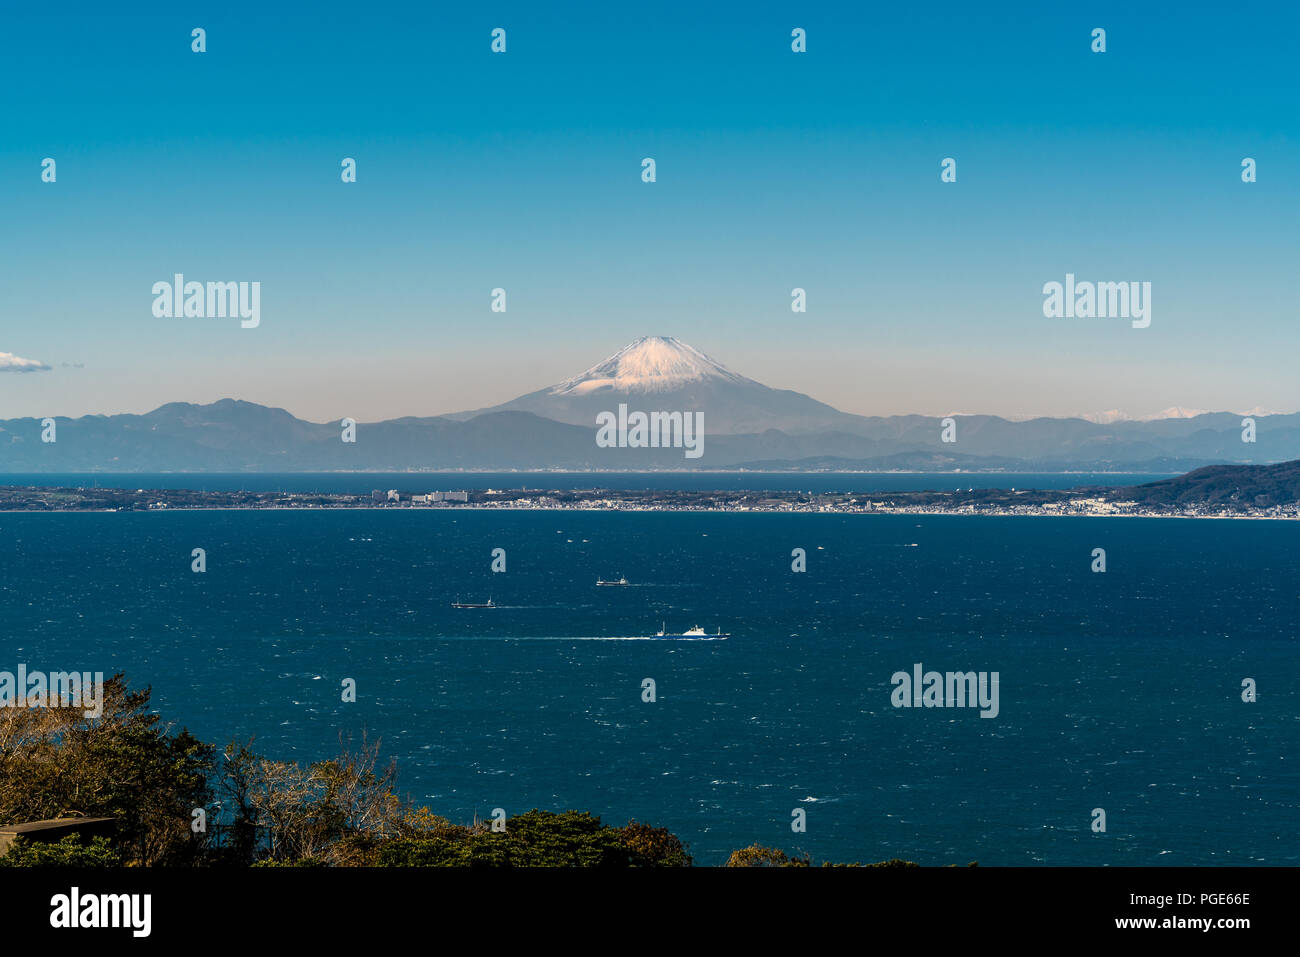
[
  {"left": 0, "top": 485, "right": 1295, "bottom": 521},
  {"left": 0, "top": 469, "right": 1184, "bottom": 475},
  {"left": 3, "top": 461, "right": 1298, "bottom": 522},
  {"left": 0, "top": 507, "right": 1291, "bottom": 521}
]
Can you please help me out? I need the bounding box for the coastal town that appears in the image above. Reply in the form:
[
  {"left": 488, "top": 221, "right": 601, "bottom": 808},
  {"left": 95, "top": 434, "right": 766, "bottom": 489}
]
[{"left": 0, "top": 479, "right": 1296, "bottom": 520}]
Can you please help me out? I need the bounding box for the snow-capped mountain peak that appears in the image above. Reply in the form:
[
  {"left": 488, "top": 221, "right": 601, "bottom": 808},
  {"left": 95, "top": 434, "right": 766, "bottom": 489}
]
[
  {"left": 448, "top": 335, "right": 854, "bottom": 433},
  {"left": 1078, "top": 406, "right": 1287, "bottom": 423},
  {"left": 549, "top": 336, "right": 754, "bottom": 396},
  {"left": 1079, "top": 409, "right": 1133, "bottom": 424},
  {"left": 1151, "top": 406, "right": 1209, "bottom": 420}
]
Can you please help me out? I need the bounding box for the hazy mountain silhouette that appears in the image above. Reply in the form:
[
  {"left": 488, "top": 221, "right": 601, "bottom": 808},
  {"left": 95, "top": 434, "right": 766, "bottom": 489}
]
[{"left": 2, "top": 339, "right": 1297, "bottom": 471}]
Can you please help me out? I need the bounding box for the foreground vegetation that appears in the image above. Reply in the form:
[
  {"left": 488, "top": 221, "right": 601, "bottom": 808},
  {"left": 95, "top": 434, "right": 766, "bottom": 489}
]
[{"left": 0, "top": 675, "right": 922, "bottom": 867}]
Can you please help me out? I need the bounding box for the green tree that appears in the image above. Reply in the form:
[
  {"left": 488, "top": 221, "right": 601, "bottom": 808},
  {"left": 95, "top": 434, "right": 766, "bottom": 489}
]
[
  {"left": 615, "top": 820, "right": 692, "bottom": 867},
  {"left": 377, "top": 810, "right": 661, "bottom": 867},
  {"left": 0, "top": 674, "right": 213, "bottom": 865},
  {"left": 725, "top": 844, "right": 805, "bottom": 867},
  {"left": 0, "top": 834, "right": 122, "bottom": 868},
  {"left": 725, "top": 844, "right": 919, "bottom": 868}
]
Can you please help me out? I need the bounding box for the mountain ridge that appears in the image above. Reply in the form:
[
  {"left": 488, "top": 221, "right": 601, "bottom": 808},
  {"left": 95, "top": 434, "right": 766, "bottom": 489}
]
[
  {"left": 3, "top": 400, "right": 1298, "bottom": 472},
  {"left": 1119, "top": 460, "right": 1300, "bottom": 507},
  {"left": 445, "top": 335, "right": 872, "bottom": 434},
  {"left": 4, "top": 337, "right": 1296, "bottom": 472}
]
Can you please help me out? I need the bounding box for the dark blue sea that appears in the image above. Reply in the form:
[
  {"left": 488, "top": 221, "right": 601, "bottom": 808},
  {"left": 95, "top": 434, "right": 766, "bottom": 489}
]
[{"left": 2, "top": 509, "right": 1295, "bottom": 866}]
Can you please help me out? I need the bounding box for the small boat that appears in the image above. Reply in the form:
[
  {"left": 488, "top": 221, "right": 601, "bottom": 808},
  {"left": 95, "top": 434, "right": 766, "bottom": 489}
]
[
  {"left": 596, "top": 576, "right": 629, "bottom": 586},
  {"left": 653, "top": 622, "right": 729, "bottom": 639},
  {"left": 451, "top": 598, "right": 495, "bottom": 609}
]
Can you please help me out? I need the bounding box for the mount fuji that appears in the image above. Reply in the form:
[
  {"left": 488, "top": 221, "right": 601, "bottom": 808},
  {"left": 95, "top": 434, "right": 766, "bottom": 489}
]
[
  {"left": 3, "top": 336, "right": 1298, "bottom": 471},
  {"left": 449, "top": 336, "right": 865, "bottom": 434}
]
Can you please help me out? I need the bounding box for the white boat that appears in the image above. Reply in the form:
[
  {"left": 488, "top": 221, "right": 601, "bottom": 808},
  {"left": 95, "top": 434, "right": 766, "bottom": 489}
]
[
  {"left": 653, "top": 622, "right": 729, "bottom": 639},
  {"left": 596, "top": 576, "right": 629, "bottom": 586}
]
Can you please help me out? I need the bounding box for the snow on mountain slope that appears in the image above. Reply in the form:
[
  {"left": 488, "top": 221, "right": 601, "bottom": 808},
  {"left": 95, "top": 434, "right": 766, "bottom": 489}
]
[
  {"left": 549, "top": 336, "right": 754, "bottom": 395},
  {"left": 449, "top": 335, "right": 861, "bottom": 434},
  {"left": 1079, "top": 406, "right": 1285, "bottom": 423}
]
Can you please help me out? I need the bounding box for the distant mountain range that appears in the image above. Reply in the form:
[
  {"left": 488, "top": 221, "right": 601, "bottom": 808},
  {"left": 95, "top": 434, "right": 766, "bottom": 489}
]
[
  {"left": 1076, "top": 406, "right": 1282, "bottom": 425},
  {"left": 2, "top": 336, "right": 1297, "bottom": 472}
]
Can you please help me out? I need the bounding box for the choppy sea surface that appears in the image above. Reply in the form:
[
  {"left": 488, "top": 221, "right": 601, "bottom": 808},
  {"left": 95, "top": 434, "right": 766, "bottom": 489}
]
[{"left": 2, "top": 509, "right": 1295, "bottom": 865}]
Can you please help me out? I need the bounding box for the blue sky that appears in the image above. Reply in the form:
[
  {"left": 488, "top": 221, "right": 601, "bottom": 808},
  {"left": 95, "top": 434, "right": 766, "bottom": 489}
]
[{"left": 1, "top": 1, "right": 1296, "bottom": 421}]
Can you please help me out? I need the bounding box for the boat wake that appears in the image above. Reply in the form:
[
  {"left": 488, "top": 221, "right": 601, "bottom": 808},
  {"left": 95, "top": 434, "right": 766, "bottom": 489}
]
[{"left": 433, "top": 635, "right": 729, "bottom": 641}]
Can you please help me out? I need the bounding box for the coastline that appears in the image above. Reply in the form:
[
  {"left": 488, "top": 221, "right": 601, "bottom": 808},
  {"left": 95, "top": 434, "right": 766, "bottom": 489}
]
[
  {"left": 0, "top": 504, "right": 1293, "bottom": 521},
  {"left": 2, "top": 477, "right": 1296, "bottom": 521}
]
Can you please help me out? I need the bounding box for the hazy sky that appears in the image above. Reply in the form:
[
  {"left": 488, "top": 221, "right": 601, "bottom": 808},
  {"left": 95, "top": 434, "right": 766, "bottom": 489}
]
[{"left": 1, "top": 2, "right": 1296, "bottom": 422}]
